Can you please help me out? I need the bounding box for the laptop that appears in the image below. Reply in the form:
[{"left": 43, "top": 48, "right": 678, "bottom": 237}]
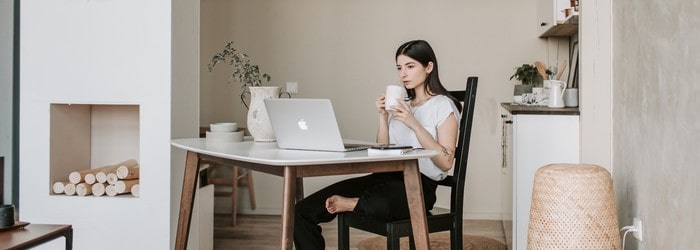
[{"left": 264, "top": 98, "right": 373, "bottom": 152}]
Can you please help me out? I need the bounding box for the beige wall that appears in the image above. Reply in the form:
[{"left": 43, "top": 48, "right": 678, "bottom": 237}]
[
  {"left": 201, "top": 0, "right": 563, "bottom": 219},
  {"left": 612, "top": 0, "right": 700, "bottom": 249}
]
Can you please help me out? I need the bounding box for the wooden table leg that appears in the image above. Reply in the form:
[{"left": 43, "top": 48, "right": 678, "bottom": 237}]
[
  {"left": 403, "top": 160, "right": 431, "bottom": 250},
  {"left": 281, "top": 166, "right": 297, "bottom": 250},
  {"left": 175, "top": 151, "right": 201, "bottom": 250}
]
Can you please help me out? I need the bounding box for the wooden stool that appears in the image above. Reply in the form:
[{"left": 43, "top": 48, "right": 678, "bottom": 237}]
[
  {"left": 204, "top": 161, "right": 256, "bottom": 226},
  {"left": 199, "top": 126, "right": 256, "bottom": 225}
]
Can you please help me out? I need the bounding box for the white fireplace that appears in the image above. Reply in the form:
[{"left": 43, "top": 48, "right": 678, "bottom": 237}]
[{"left": 19, "top": 0, "right": 206, "bottom": 249}]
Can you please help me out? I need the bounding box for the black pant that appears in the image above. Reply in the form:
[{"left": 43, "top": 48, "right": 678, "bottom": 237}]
[{"left": 293, "top": 172, "right": 438, "bottom": 249}]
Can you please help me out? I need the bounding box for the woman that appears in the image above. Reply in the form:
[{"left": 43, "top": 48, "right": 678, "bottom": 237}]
[{"left": 294, "top": 40, "right": 461, "bottom": 249}]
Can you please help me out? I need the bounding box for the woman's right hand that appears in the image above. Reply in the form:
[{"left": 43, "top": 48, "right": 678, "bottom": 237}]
[
  {"left": 375, "top": 94, "right": 390, "bottom": 144},
  {"left": 375, "top": 94, "right": 389, "bottom": 116}
]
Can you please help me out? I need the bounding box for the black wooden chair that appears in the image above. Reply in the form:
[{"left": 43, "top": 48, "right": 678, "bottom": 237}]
[{"left": 337, "top": 77, "right": 478, "bottom": 250}]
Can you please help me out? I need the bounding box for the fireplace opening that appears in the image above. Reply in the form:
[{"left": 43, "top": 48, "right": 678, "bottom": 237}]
[{"left": 50, "top": 104, "right": 140, "bottom": 197}]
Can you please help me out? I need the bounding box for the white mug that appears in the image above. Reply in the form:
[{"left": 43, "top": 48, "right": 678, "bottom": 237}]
[
  {"left": 564, "top": 88, "right": 579, "bottom": 107},
  {"left": 385, "top": 85, "right": 407, "bottom": 112}
]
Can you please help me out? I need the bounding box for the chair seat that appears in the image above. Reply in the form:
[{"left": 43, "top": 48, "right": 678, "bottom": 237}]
[{"left": 340, "top": 212, "right": 458, "bottom": 236}]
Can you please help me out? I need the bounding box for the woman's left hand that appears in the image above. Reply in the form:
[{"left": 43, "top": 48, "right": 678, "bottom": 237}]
[{"left": 390, "top": 101, "right": 420, "bottom": 129}]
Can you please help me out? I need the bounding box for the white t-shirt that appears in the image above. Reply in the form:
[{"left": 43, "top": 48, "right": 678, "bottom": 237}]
[{"left": 388, "top": 94, "right": 460, "bottom": 181}]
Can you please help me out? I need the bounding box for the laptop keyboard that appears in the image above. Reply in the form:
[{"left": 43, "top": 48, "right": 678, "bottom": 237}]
[{"left": 343, "top": 143, "right": 373, "bottom": 151}]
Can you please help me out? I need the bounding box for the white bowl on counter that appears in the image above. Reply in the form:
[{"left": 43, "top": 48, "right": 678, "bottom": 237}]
[
  {"left": 206, "top": 131, "right": 244, "bottom": 143},
  {"left": 210, "top": 122, "right": 238, "bottom": 132}
]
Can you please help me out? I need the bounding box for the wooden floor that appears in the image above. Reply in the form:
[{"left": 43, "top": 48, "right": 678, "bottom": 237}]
[{"left": 213, "top": 213, "right": 505, "bottom": 250}]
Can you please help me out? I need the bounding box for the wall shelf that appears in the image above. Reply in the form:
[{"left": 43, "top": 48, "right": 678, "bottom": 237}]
[{"left": 540, "top": 15, "right": 579, "bottom": 38}]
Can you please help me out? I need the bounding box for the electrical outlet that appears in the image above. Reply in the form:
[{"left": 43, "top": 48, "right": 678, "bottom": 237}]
[
  {"left": 286, "top": 82, "right": 298, "bottom": 94},
  {"left": 633, "top": 217, "right": 643, "bottom": 241}
]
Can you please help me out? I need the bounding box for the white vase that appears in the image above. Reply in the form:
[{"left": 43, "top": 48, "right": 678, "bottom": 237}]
[{"left": 246, "top": 86, "right": 280, "bottom": 142}]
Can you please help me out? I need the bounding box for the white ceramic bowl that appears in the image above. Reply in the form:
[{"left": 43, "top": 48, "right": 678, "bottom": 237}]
[
  {"left": 206, "top": 131, "right": 244, "bottom": 143},
  {"left": 230, "top": 131, "right": 244, "bottom": 142},
  {"left": 210, "top": 122, "right": 238, "bottom": 132}
]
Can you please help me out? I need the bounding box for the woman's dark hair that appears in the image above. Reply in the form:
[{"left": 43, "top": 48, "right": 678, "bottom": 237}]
[{"left": 396, "top": 40, "right": 461, "bottom": 112}]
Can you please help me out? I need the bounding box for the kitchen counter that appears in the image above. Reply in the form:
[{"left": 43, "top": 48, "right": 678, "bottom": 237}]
[{"left": 501, "top": 103, "right": 579, "bottom": 115}]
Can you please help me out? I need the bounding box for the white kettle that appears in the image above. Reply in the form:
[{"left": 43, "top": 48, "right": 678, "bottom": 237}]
[{"left": 547, "top": 80, "right": 566, "bottom": 108}]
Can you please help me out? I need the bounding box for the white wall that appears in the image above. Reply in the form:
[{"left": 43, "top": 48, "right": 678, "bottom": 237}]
[
  {"left": 0, "top": 0, "right": 13, "bottom": 204},
  {"left": 201, "top": 0, "right": 562, "bottom": 219}
]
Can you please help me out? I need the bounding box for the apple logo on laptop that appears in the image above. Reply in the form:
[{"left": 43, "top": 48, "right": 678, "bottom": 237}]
[{"left": 297, "top": 118, "right": 308, "bottom": 130}]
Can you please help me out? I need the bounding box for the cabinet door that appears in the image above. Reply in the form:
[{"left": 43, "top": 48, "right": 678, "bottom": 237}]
[
  {"left": 512, "top": 114, "right": 579, "bottom": 250},
  {"left": 537, "top": 0, "right": 571, "bottom": 34}
]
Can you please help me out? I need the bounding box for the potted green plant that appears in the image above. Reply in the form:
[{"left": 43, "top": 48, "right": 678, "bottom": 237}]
[
  {"left": 510, "top": 64, "right": 535, "bottom": 103},
  {"left": 208, "top": 41, "right": 272, "bottom": 92},
  {"left": 208, "top": 41, "right": 278, "bottom": 142},
  {"left": 509, "top": 64, "right": 550, "bottom": 103},
  {"left": 510, "top": 64, "right": 541, "bottom": 86}
]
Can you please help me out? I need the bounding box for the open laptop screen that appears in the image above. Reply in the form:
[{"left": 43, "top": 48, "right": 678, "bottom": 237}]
[{"left": 264, "top": 99, "right": 371, "bottom": 152}]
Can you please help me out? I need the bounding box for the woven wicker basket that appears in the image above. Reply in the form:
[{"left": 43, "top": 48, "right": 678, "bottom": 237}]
[{"left": 527, "top": 164, "right": 621, "bottom": 250}]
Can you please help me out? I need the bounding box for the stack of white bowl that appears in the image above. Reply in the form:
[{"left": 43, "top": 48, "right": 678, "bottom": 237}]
[{"left": 206, "top": 123, "right": 244, "bottom": 143}]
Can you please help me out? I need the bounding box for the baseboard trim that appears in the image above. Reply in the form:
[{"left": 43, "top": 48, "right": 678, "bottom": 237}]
[
  {"left": 232, "top": 208, "right": 502, "bottom": 221},
  {"left": 462, "top": 212, "right": 502, "bottom": 220},
  {"left": 237, "top": 208, "right": 281, "bottom": 215}
]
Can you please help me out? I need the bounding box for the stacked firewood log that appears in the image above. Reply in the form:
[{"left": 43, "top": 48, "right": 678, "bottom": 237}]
[{"left": 52, "top": 159, "right": 140, "bottom": 197}]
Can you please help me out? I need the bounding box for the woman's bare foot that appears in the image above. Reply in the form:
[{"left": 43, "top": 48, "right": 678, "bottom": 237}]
[{"left": 325, "top": 195, "right": 359, "bottom": 214}]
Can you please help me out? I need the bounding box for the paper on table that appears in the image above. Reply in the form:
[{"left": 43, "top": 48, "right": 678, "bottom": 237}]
[{"left": 367, "top": 148, "right": 413, "bottom": 156}]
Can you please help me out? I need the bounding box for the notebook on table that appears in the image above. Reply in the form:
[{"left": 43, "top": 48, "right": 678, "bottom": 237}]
[{"left": 264, "top": 98, "right": 374, "bottom": 152}]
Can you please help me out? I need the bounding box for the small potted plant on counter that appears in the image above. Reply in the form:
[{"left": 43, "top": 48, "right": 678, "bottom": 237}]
[
  {"left": 510, "top": 64, "right": 541, "bottom": 86},
  {"left": 509, "top": 64, "right": 549, "bottom": 103},
  {"left": 510, "top": 64, "right": 535, "bottom": 103}
]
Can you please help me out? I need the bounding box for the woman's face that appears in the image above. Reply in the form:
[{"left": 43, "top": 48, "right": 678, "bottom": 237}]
[{"left": 396, "top": 55, "right": 433, "bottom": 90}]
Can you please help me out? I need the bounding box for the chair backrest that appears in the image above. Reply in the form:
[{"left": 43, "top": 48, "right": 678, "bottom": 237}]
[{"left": 444, "top": 77, "right": 478, "bottom": 214}]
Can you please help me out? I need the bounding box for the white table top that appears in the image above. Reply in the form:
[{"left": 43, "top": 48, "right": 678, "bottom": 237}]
[{"left": 171, "top": 138, "right": 438, "bottom": 166}]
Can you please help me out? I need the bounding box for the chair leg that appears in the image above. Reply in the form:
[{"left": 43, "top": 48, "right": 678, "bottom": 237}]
[
  {"left": 387, "top": 225, "right": 401, "bottom": 250},
  {"left": 337, "top": 214, "right": 350, "bottom": 250},
  {"left": 408, "top": 235, "right": 416, "bottom": 250},
  {"left": 231, "top": 166, "right": 239, "bottom": 226},
  {"left": 452, "top": 222, "right": 463, "bottom": 250},
  {"left": 246, "top": 170, "right": 256, "bottom": 210},
  {"left": 387, "top": 235, "right": 401, "bottom": 250}
]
